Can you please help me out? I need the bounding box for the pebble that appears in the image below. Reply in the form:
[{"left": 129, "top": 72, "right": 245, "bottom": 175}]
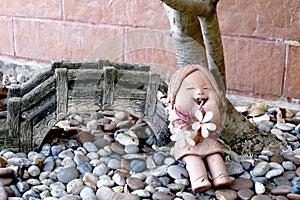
[
  {"left": 152, "top": 191, "right": 175, "bottom": 200},
  {"left": 237, "top": 188, "right": 255, "bottom": 200},
  {"left": 130, "top": 160, "right": 146, "bottom": 173},
  {"left": 255, "top": 182, "right": 266, "bottom": 195},
  {"left": 57, "top": 167, "right": 80, "bottom": 184},
  {"left": 215, "top": 189, "right": 238, "bottom": 200},
  {"left": 253, "top": 161, "right": 270, "bottom": 176},
  {"left": 126, "top": 177, "right": 146, "bottom": 190},
  {"left": 231, "top": 178, "right": 253, "bottom": 190},
  {"left": 83, "top": 142, "right": 98, "bottom": 152},
  {"left": 0, "top": 106, "right": 299, "bottom": 199},
  {"left": 167, "top": 165, "right": 189, "bottom": 179},
  {"left": 80, "top": 186, "right": 97, "bottom": 200}
]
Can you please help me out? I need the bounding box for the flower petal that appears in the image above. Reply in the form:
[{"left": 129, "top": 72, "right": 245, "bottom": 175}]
[
  {"left": 192, "top": 122, "right": 200, "bottom": 131},
  {"left": 203, "top": 111, "right": 213, "bottom": 123},
  {"left": 194, "top": 110, "right": 203, "bottom": 121},
  {"left": 168, "top": 109, "right": 180, "bottom": 122},
  {"left": 178, "top": 137, "right": 186, "bottom": 148},
  {"left": 170, "top": 134, "right": 177, "bottom": 141},
  {"left": 186, "top": 137, "right": 196, "bottom": 146},
  {"left": 203, "top": 123, "right": 217, "bottom": 131},
  {"left": 201, "top": 128, "right": 209, "bottom": 138}
]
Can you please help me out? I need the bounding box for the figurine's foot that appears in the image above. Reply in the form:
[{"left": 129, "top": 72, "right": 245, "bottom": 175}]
[
  {"left": 212, "top": 174, "right": 231, "bottom": 188},
  {"left": 191, "top": 176, "right": 211, "bottom": 193}
]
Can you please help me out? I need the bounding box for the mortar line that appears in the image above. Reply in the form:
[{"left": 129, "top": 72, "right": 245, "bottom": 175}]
[
  {"left": 281, "top": 43, "right": 289, "bottom": 99},
  {"left": 11, "top": 18, "right": 17, "bottom": 57}
]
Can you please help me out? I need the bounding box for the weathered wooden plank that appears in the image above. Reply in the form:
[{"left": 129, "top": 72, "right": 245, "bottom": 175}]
[
  {"left": 115, "top": 89, "right": 146, "bottom": 100},
  {"left": 144, "top": 72, "right": 160, "bottom": 118},
  {"left": 22, "top": 93, "right": 56, "bottom": 122},
  {"left": 22, "top": 76, "right": 56, "bottom": 111},
  {"left": 102, "top": 67, "right": 117, "bottom": 107},
  {"left": 52, "top": 60, "right": 110, "bottom": 70},
  {"left": 117, "top": 70, "right": 150, "bottom": 84},
  {"left": 109, "top": 62, "right": 150, "bottom": 72},
  {"left": 7, "top": 97, "right": 21, "bottom": 137},
  {"left": 20, "top": 120, "right": 33, "bottom": 152},
  {"left": 21, "top": 69, "right": 53, "bottom": 96},
  {"left": 67, "top": 69, "right": 105, "bottom": 81},
  {"left": 56, "top": 68, "right": 68, "bottom": 120}
]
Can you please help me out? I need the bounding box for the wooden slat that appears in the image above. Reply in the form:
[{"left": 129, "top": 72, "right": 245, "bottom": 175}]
[{"left": 22, "top": 76, "right": 56, "bottom": 111}]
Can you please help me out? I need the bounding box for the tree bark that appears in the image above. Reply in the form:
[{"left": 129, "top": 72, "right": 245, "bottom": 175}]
[{"left": 163, "top": 5, "right": 208, "bottom": 68}]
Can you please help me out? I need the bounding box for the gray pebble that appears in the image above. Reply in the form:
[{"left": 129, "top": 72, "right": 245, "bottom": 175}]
[
  {"left": 57, "top": 167, "right": 80, "bottom": 184},
  {"left": 167, "top": 165, "right": 189, "bottom": 179},
  {"left": 130, "top": 160, "right": 146, "bottom": 173},
  {"left": 83, "top": 142, "right": 98, "bottom": 152},
  {"left": 107, "top": 159, "right": 121, "bottom": 170},
  {"left": 112, "top": 173, "right": 126, "bottom": 186}
]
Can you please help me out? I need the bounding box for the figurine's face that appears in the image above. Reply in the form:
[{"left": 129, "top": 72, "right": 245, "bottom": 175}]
[
  {"left": 175, "top": 71, "right": 209, "bottom": 113},
  {"left": 174, "top": 71, "right": 223, "bottom": 129}
]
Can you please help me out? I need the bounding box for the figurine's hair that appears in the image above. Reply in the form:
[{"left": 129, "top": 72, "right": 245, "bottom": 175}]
[{"left": 167, "top": 65, "right": 224, "bottom": 109}]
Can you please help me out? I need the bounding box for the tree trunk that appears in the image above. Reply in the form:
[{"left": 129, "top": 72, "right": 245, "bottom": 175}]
[{"left": 161, "top": 0, "right": 266, "bottom": 154}]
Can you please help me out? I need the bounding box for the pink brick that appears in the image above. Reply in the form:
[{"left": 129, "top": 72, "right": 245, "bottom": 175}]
[
  {"left": 124, "top": 27, "right": 177, "bottom": 81},
  {"left": 14, "top": 19, "right": 125, "bottom": 61},
  {"left": 125, "top": 49, "right": 178, "bottom": 82},
  {"left": 0, "top": 0, "right": 62, "bottom": 19},
  {"left": 284, "top": 45, "right": 300, "bottom": 99},
  {"left": 218, "top": 0, "right": 300, "bottom": 41},
  {"left": 0, "top": 17, "right": 14, "bottom": 56},
  {"left": 223, "top": 36, "right": 285, "bottom": 98},
  {"left": 64, "top": 0, "right": 170, "bottom": 28}
]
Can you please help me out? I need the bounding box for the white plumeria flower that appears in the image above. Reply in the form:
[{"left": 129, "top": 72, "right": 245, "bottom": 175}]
[
  {"left": 192, "top": 110, "right": 216, "bottom": 138},
  {"left": 170, "top": 128, "right": 195, "bottom": 148},
  {"left": 167, "top": 108, "right": 180, "bottom": 122}
]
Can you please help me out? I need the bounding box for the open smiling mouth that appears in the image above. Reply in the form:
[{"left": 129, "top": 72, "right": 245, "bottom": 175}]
[{"left": 193, "top": 97, "right": 208, "bottom": 107}]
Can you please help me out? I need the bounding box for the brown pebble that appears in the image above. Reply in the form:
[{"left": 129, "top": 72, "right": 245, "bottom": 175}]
[
  {"left": 0, "top": 157, "right": 7, "bottom": 168},
  {"left": 120, "top": 159, "right": 131, "bottom": 172},
  {"left": 271, "top": 185, "right": 292, "bottom": 195},
  {"left": 76, "top": 131, "right": 93, "bottom": 144},
  {"left": 283, "top": 170, "right": 297, "bottom": 180},
  {"left": 126, "top": 177, "right": 146, "bottom": 190},
  {"left": 103, "top": 124, "right": 117, "bottom": 131},
  {"left": 287, "top": 193, "right": 300, "bottom": 200},
  {"left": 34, "top": 157, "right": 46, "bottom": 168},
  {"left": 116, "top": 120, "right": 133, "bottom": 129},
  {"left": 251, "top": 194, "right": 272, "bottom": 200},
  {"left": 102, "top": 110, "right": 115, "bottom": 117},
  {"left": 231, "top": 178, "right": 253, "bottom": 190},
  {"left": 237, "top": 188, "right": 254, "bottom": 200},
  {"left": 0, "top": 177, "right": 13, "bottom": 186},
  {"left": 110, "top": 142, "right": 126, "bottom": 155},
  {"left": 98, "top": 118, "right": 111, "bottom": 125},
  {"left": 0, "top": 168, "right": 14, "bottom": 177},
  {"left": 215, "top": 189, "right": 238, "bottom": 200},
  {"left": 296, "top": 166, "right": 300, "bottom": 177},
  {"left": 276, "top": 195, "right": 289, "bottom": 200}
]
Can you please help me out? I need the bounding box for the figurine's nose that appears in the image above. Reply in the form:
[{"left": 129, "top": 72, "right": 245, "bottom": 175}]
[{"left": 196, "top": 88, "right": 204, "bottom": 95}]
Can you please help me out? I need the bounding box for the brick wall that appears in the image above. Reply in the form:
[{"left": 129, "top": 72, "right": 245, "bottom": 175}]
[{"left": 0, "top": 0, "right": 299, "bottom": 102}]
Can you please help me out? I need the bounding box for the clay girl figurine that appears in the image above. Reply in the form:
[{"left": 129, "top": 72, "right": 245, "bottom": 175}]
[{"left": 166, "top": 65, "right": 230, "bottom": 192}]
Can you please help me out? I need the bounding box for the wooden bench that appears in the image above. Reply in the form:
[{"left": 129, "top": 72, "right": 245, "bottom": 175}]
[{"left": 5, "top": 60, "right": 168, "bottom": 152}]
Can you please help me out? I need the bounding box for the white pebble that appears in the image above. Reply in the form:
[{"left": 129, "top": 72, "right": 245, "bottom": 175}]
[
  {"left": 132, "top": 189, "right": 151, "bottom": 197},
  {"left": 255, "top": 182, "right": 265, "bottom": 195}
]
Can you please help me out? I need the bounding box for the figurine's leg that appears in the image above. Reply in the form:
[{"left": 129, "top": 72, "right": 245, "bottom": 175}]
[
  {"left": 206, "top": 153, "right": 231, "bottom": 188},
  {"left": 182, "top": 155, "right": 211, "bottom": 192}
]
